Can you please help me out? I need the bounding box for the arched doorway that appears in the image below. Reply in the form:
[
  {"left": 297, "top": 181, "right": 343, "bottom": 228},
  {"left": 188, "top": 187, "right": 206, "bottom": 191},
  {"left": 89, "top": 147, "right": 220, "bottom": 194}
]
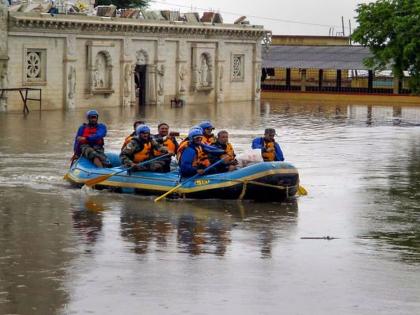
[{"left": 134, "top": 50, "right": 148, "bottom": 108}]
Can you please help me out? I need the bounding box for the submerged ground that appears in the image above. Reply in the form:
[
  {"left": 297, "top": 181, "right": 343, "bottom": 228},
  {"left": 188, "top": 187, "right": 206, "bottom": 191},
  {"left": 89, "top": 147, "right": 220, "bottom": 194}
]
[{"left": 0, "top": 100, "right": 419, "bottom": 314}]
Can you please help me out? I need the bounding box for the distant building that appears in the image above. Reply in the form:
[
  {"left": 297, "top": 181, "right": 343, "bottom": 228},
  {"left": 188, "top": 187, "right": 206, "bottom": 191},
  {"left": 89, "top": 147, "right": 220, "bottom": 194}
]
[{"left": 0, "top": 4, "right": 266, "bottom": 112}]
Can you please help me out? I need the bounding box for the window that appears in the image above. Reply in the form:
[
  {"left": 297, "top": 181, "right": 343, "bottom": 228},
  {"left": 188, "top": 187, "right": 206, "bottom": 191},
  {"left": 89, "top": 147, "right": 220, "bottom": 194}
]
[
  {"left": 231, "top": 54, "right": 244, "bottom": 81},
  {"left": 24, "top": 49, "right": 47, "bottom": 84}
]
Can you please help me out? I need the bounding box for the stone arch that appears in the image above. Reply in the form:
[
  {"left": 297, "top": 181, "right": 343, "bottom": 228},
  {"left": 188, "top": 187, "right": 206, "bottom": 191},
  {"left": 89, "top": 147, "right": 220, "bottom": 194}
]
[{"left": 93, "top": 50, "right": 113, "bottom": 90}]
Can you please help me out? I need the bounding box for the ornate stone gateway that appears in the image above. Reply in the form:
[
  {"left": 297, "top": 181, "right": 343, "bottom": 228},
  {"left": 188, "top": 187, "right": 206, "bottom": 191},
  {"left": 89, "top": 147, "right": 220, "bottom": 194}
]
[{"left": 1, "top": 7, "right": 266, "bottom": 111}]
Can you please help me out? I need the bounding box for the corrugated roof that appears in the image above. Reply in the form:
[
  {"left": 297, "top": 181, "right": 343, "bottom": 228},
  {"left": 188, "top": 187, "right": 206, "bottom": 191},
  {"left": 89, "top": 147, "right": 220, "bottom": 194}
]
[{"left": 262, "top": 45, "right": 374, "bottom": 70}]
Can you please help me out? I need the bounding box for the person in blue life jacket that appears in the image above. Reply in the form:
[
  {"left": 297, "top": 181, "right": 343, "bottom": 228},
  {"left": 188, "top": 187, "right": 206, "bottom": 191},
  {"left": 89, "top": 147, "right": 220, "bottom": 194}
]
[
  {"left": 73, "top": 109, "right": 111, "bottom": 168},
  {"left": 179, "top": 127, "right": 225, "bottom": 178},
  {"left": 251, "top": 128, "right": 284, "bottom": 162}
]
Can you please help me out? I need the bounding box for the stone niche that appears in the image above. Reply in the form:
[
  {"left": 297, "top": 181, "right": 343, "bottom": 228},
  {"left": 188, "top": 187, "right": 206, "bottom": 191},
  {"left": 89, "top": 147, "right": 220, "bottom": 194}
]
[
  {"left": 86, "top": 41, "right": 115, "bottom": 96},
  {"left": 191, "top": 43, "right": 216, "bottom": 92}
]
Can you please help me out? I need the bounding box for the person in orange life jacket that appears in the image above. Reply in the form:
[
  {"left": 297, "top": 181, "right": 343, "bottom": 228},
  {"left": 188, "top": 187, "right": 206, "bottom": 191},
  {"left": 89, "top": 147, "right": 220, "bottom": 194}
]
[
  {"left": 251, "top": 128, "right": 284, "bottom": 162},
  {"left": 120, "top": 124, "right": 168, "bottom": 172},
  {"left": 212, "top": 130, "right": 238, "bottom": 172},
  {"left": 179, "top": 128, "right": 225, "bottom": 177},
  {"left": 121, "top": 120, "right": 145, "bottom": 150},
  {"left": 74, "top": 109, "right": 110, "bottom": 168},
  {"left": 152, "top": 123, "right": 179, "bottom": 173},
  {"left": 176, "top": 125, "right": 201, "bottom": 161},
  {"left": 199, "top": 120, "right": 217, "bottom": 145}
]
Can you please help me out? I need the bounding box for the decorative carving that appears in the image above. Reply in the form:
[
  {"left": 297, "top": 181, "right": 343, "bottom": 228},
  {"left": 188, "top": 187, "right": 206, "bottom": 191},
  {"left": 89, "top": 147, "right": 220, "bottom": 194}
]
[
  {"left": 26, "top": 51, "right": 41, "bottom": 79},
  {"left": 67, "top": 35, "right": 76, "bottom": 57},
  {"left": 179, "top": 64, "right": 187, "bottom": 93},
  {"left": 124, "top": 64, "right": 131, "bottom": 97},
  {"left": 136, "top": 50, "right": 148, "bottom": 65},
  {"left": 255, "top": 63, "right": 261, "bottom": 94},
  {"left": 68, "top": 65, "right": 76, "bottom": 100},
  {"left": 0, "top": 62, "right": 8, "bottom": 89},
  {"left": 156, "top": 64, "right": 165, "bottom": 96},
  {"left": 198, "top": 54, "right": 209, "bottom": 87},
  {"left": 219, "top": 64, "right": 224, "bottom": 92}
]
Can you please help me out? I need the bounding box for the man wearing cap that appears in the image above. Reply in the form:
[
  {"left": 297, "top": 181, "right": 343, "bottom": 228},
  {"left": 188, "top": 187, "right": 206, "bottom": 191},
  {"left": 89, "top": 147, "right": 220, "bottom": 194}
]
[
  {"left": 199, "top": 120, "right": 217, "bottom": 145},
  {"left": 152, "top": 123, "right": 179, "bottom": 172},
  {"left": 73, "top": 109, "right": 110, "bottom": 168},
  {"left": 251, "top": 128, "right": 284, "bottom": 162},
  {"left": 120, "top": 124, "right": 168, "bottom": 172}
]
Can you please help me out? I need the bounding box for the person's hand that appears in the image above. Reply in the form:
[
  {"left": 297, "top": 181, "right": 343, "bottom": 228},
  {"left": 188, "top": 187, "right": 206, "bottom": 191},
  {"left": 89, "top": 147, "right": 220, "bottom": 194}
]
[
  {"left": 77, "top": 136, "right": 86, "bottom": 141},
  {"left": 160, "top": 147, "right": 168, "bottom": 154},
  {"left": 197, "top": 169, "right": 205, "bottom": 175},
  {"left": 222, "top": 155, "right": 232, "bottom": 163},
  {"left": 266, "top": 147, "right": 274, "bottom": 153}
]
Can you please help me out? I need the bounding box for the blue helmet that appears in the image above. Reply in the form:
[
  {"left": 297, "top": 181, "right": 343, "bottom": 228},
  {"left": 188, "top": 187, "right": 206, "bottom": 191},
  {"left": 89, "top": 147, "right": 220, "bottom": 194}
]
[
  {"left": 199, "top": 120, "right": 214, "bottom": 130},
  {"left": 86, "top": 109, "right": 99, "bottom": 119},
  {"left": 136, "top": 124, "right": 151, "bottom": 135},
  {"left": 188, "top": 127, "right": 203, "bottom": 140}
]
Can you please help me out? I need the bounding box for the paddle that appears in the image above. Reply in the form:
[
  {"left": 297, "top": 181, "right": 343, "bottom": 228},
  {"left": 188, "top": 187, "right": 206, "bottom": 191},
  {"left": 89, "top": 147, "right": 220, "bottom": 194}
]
[
  {"left": 84, "top": 153, "right": 171, "bottom": 187},
  {"left": 154, "top": 158, "right": 225, "bottom": 202},
  {"left": 297, "top": 184, "right": 308, "bottom": 196}
]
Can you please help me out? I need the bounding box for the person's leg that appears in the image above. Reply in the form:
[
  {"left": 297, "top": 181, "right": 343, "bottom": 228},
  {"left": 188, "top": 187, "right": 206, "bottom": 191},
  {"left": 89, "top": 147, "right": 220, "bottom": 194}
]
[{"left": 81, "top": 145, "right": 104, "bottom": 168}]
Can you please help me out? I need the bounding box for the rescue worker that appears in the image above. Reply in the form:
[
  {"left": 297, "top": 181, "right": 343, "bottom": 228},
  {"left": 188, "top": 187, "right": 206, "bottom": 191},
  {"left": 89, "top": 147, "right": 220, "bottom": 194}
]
[
  {"left": 179, "top": 128, "right": 212, "bottom": 177},
  {"left": 121, "top": 120, "right": 145, "bottom": 150},
  {"left": 199, "top": 120, "right": 217, "bottom": 145},
  {"left": 212, "top": 130, "right": 238, "bottom": 172},
  {"left": 120, "top": 124, "right": 168, "bottom": 172},
  {"left": 73, "top": 109, "right": 110, "bottom": 168},
  {"left": 176, "top": 125, "right": 201, "bottom": 162},
  {"left": 251, "top": 128, "right": 284, "bottom": 162},
  {"left": 153, "top": 123, "right": 179, "bottom": 172}
]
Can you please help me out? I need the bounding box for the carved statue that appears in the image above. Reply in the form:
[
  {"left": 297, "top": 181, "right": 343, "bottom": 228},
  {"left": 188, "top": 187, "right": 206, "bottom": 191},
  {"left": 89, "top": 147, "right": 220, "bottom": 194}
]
[
  {"left": 179, "top": 64, "right": 187, "bottom": 93},
  {"left": 68, "top": 66, "right": 76, "bottom": 99},
  {"left": 136, "top": 51, "right": 146, "bottom": 65},
  {"left": 124, "top": 64, "right": 131, "bottom": 97},
  {"left": 94, "top": 55, "right": 105, "bottom": 88},
  {"left": 198, "top": 55, "right": 209, "bottom": 87},
  {"left": 0, "top": 62, "right": 7, "bottom": 89},
  {"left": 255, "top": 63, "right": 262, "bottom": 93},
  {"left": 157, "top": 64, "right": 165, "bottom": 96}
]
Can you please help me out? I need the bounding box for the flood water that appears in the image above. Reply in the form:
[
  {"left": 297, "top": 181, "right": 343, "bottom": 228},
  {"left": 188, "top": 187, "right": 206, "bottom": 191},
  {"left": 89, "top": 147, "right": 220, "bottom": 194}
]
[{"left": 0, "top": 100, "right": 420, "bottom": 314}]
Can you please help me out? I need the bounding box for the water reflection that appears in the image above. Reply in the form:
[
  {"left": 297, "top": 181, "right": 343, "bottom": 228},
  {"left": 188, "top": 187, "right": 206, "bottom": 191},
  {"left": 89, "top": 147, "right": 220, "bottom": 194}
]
[{"left": 117, "top": 199, "right": 298, "bottom": 258}]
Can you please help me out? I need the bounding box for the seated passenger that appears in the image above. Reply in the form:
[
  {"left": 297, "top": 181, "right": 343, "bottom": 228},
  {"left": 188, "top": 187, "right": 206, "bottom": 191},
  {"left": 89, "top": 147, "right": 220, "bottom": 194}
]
[
  {"left": 73, "top": 109, "right": 111, "bottom": 168},
  {"left": 199, "top": 120, "right": 217, "bottom": 145},
  {"left": 121, "top": 120, "right": 145, "bottom": 150},
  {"left": 120, "top": 124, "right": 168, "bottom": 172},
  {"left": 179, "top": 128, "right": 212, "bottom": 177},
  {"left": 251, "top": 128, "right": 284, "bottom": 162},
  {"left": 213, "top": 130, "right": 238, "bottom": 172},
  {"left": 153, "top": 123, "right": 179, "bottom": 173}
]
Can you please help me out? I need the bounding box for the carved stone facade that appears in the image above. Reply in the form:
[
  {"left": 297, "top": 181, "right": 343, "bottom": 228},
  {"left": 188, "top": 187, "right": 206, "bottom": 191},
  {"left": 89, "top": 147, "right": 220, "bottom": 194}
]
[{"left": 1, "top": 10, "right": 266, "bottom": 112}]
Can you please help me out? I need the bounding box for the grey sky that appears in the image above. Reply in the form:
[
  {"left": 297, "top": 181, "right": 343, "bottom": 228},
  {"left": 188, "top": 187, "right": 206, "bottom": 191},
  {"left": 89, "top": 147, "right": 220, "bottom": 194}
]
[{"left": 149, "top": 0, "right": 374, "bottom": 36}]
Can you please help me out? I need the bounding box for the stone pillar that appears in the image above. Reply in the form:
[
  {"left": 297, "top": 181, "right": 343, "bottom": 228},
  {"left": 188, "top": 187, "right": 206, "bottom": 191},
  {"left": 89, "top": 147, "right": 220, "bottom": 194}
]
[
  {"left": 121, "top": 37, "right": 133, "bottom": 107},
  {"left": 0, "top": 5, "right": 9, "bottom": 112},
  {"left": 64, "top": 35, "right": 77, "bottom": 109},
  {"left": 253, "top": 42, "right": 262, "bottom": 101},
  {"left": 155, "top": 38, "right": 166, "bottom": 105},
  {"left": 147, "top": 65, "right": 157, "bottom": 105},
  {"left": 300, "top": 68, "right": 307, "bottom": 92},
  {"left": 336, "top": 69, "right": 342, "bottom": 91},
  {"left": 318, "top": 69, "right": 323, "bottom": 90},
  {"left": 285, "top": 68, "right": 291, "bottom": 90},
  {"left": 368, "top": 70, "right": 373, "bottom": 93},
  {"left": 176, "top": 40, "right": 187, "bottom": 103},
  {"left": 216, "top": 41, "right": 225, "bottom": 103}
]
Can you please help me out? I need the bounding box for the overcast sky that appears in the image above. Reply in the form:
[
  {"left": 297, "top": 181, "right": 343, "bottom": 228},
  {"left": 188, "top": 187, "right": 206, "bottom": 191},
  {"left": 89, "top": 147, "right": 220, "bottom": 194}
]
[{"left": 149, "top": 0, "right": 375, "bottom": 36}]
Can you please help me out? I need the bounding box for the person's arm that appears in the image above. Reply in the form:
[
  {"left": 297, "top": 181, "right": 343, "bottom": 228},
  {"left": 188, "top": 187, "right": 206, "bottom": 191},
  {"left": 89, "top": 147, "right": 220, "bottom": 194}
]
[
  {"left": 86, "top": 123, "right": 107, "bottom": 142},
  {"left": 73, "top": 125, "right": 84, "bottom": 154},
  {"left": 201, "top": 143, "right": 224, "bottom": 155},
  {"left": 251, "top": 137, "right": 263, "bottom": 150},
  {"left": 119, "top": 141, "right": 136, "bottom": 167},
  {"left": 180, "top": 147, "right": 198, "bottom": 177},
  {"left": 152, "top": 138, "right": 168, "bottom": 154},
  {"left": 274, "top": 142, "right": 285, "bottom": 161}
]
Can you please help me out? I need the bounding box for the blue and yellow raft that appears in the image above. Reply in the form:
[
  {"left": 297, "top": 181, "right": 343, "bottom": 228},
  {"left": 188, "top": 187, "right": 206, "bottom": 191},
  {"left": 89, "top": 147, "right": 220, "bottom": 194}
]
[{"left": 65, "top": 153, "right": 300, "bottom": 201}]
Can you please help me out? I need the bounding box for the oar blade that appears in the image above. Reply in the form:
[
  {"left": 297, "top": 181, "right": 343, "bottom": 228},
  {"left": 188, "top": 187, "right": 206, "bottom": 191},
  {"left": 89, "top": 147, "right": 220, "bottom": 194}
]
[
  {"left": 85, "top": 173, "right": 113, "bottom": 187},
  {"left": 298, "top": 185, "right": 308, "bottom": 196}
]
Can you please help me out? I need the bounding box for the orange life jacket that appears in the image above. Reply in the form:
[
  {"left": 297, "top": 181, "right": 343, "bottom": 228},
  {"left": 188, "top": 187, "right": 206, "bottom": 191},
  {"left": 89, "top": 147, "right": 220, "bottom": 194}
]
[
  {"left": 133, "top": 142, "right": 152, "bottom": 163},
  {"left": 154, "top": 137, "right": 177, "bottom": 156},
  {"left": 221, "top": 142, "right": 235, "bottom": 161},
  {"left": 80, "top": 125, "right": 104, "bottom": 146},
  {"left": 192, "top": 145, "right": 210, "bottom": 168},
  {"left": 261, "top": 141, "right": 276, "bottom": 161},
  {"left": 176, "top": 139, "right": 189, "bottom": 161},
  {"left": 121, "top": 134, "right": 134, "bottom": 150},
  {"left": 202, "top": 134, "right": 216, "bottom": 145}
]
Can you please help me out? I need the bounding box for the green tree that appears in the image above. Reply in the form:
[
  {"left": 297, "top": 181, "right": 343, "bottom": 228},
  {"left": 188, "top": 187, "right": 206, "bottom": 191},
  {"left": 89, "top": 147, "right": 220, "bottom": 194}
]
[
  {"left": 96, "top": 0, "right": 150, "bottom": 9},
  {"left": 352, "top": 0, "right": 420, "bottom": 94}
]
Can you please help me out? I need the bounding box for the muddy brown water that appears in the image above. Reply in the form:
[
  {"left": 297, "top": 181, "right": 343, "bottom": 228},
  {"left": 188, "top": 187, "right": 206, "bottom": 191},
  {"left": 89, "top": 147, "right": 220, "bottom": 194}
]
[{"left": 0, "top": 101, "right": 419, "bottom": 314}]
